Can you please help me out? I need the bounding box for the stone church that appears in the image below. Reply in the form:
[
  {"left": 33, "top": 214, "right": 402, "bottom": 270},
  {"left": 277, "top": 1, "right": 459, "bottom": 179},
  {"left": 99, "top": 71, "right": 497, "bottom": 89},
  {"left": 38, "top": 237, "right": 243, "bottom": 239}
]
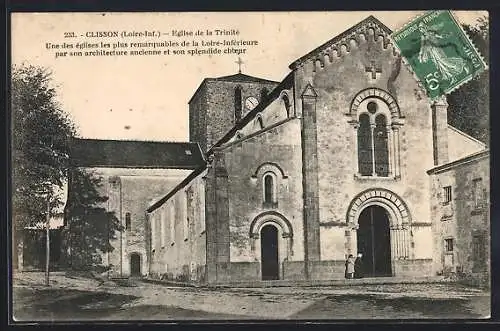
[{"left": 66, "top": 16, "right": 489, "bottom": 286}]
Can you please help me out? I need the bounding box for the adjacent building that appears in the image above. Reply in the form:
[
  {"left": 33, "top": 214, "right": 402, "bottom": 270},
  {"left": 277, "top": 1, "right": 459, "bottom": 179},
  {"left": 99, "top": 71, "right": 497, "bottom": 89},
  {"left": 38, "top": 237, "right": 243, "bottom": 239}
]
[{"left": 65, "top": 138, "right": 204, "bottom": 277}]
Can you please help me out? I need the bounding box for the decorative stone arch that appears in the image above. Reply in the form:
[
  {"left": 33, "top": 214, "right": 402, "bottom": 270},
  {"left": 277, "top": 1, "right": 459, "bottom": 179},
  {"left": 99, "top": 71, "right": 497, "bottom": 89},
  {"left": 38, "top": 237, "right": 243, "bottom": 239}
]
[
  {"left": 346, "top": 188, "right": 411, "bottom": 227},
  {"left": 347, "top": 88, "right": 404, "bottom": 179},
  {"left": 249, "top": 211, "right": 293, "bottom": 239},
  {"left": 251, "top": 162, "right": 288, "bottom": 179},
  {"left": 251, "top": 162, "right": 287, "bottom": 209},
  {"left": 345, "top": 188, "right": 414, "bottom": 261},
  {"left": 249, "top": 211, "right": 294, "bottom": 262},
  {"left": 349, "top": 88, "right": 402, "bottom": 119}
]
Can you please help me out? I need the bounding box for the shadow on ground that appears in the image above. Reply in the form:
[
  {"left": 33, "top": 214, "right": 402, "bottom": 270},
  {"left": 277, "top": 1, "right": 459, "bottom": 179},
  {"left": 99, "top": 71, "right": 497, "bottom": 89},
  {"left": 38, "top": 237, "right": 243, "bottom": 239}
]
[
  {"left": 13, "top": 288, "right": 249, "bottom": 321},
  {"left": 12, "top": 283, "right": 490, "bottom": 321},
  {"left": 289, "top": 294, "right": 490, "bottom": 319}
]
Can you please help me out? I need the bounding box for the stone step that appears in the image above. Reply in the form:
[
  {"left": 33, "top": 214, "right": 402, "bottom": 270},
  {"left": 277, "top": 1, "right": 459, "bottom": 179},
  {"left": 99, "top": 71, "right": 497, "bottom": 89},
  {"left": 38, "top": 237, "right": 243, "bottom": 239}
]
[
  {"left": 143, "top": 276, "right": 451, "bottom": 288},
  {"left": 213, "top": 276, "right": 450, "bottom": 288}
]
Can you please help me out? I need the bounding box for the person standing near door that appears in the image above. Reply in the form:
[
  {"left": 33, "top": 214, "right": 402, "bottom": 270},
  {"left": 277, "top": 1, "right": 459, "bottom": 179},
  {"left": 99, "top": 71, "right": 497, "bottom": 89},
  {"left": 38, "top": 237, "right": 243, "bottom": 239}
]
[
  {"left": 354, "top": 253, "right": 364, "bottom": 279},
  {"left": 345, "top": 254, "right": 355, "bottom": 279}
]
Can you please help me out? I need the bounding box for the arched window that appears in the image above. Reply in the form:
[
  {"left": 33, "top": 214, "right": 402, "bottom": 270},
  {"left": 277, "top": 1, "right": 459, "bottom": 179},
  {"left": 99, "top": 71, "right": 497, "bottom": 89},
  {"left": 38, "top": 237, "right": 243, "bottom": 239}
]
[
  {"left": 349, "top": 89, "right": 403, "bottom": 179},
  {"left": 263, "top": 173, "right": 275, "bottom": 204},
  {"left": 354, "top": 97, "right": 395, "bottom": 178},
  {"left": 125, "top": 212, "right": 131, "bottom": 230},
  {"left": 260, "top": 88, "right": 269, "bottom": 103},
  {"left": 358, "top": 114, "right": 373, "bottom": 176},
  {"left": 234, "top": 86, "right": 242, "bottom": 123},
  {"left": 257, "top": 116, "right": 264, "bottom": 129},
  {"left": 374, "top": 114, "right": 389, "bottom": 177},
  {"left": 282, "top": 95, "right": 291, "bottom": 118}
]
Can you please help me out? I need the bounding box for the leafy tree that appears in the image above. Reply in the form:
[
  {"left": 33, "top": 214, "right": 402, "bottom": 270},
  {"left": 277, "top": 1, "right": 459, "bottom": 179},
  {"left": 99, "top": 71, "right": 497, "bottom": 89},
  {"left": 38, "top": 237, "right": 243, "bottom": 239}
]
[
  {"left": 447, "top": 17, "right": 489, "bottom": 145},
  {"left": 12, "top": 64, "right": 75, "bottom": 269},
  {"left": 12, "top": 65, "right": 75, "bottom": 228},
  {"left": 63, "top": 168, "right": 122, "bottom": 270},
  {"left": 12, "top": 64, "right": 121, "bottom": 270}
]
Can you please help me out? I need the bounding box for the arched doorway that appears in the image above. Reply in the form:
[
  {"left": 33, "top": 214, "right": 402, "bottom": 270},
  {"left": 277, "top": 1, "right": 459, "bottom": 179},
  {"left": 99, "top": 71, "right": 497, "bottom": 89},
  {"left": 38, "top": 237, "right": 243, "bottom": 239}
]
[
  {"left": 261, "top": 224, "right": 279, "bottom": 280},
  {"left": 357, "top": 206, "right": 392, "bottom": 277},
  {"left": 130, "top": 253, "right": 141, "bottom": 277}
]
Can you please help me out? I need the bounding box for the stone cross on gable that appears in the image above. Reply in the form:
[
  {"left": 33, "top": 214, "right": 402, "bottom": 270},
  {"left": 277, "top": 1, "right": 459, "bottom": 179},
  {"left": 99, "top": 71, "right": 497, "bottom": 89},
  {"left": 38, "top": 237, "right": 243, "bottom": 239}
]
[
  {"left": 365, "top": 61, "right": 382, "bottom": 79},
  {"left": 235, "top": 57, "right": 244, "bottom": 73}
]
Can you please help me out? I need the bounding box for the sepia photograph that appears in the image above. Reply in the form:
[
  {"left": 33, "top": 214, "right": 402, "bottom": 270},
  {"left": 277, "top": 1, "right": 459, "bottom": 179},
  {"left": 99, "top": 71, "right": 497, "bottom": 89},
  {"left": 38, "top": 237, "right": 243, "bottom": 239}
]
[{"left": 10, "top": 10, "right": 490, "bottom": 321}]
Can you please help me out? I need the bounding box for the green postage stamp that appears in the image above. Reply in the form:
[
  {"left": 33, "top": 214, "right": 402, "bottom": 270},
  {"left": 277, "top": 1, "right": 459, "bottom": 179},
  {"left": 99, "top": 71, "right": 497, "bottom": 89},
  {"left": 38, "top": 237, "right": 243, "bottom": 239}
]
[{"left": 391, "top": 10, "right": 487, "bottom": 100}]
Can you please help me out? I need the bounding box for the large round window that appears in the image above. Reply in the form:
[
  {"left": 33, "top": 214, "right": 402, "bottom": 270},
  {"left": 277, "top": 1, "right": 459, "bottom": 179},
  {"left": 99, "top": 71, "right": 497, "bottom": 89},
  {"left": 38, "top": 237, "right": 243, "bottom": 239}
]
[{"left": 367, "top": 101, "right": 378, "bottom": 114}]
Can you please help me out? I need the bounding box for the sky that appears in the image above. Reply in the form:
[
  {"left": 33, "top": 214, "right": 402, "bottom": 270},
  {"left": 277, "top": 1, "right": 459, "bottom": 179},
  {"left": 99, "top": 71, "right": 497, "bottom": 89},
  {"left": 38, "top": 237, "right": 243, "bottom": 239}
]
[{"left": 11, "top": 11, "right": 486, "bottom": 142}]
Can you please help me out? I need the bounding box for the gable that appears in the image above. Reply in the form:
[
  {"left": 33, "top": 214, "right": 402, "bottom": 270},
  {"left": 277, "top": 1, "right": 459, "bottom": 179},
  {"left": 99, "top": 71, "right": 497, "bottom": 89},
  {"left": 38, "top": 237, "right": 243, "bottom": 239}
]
[
  {"left": 447, "top": 125, "right": 486, "bottom": 162},
  {"left": 289, "top": 15, "right": 393, "bottom": 70}
]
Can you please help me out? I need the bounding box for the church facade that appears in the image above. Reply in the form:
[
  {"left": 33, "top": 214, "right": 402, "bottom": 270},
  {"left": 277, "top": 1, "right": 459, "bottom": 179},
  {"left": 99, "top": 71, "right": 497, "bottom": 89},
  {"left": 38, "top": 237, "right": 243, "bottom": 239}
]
[
  {"left": 144, "top": 16, "right": 489, "bottom": 285},
  {"left": 57, "top": 16, "right": 489, "bottom": 285},
  {"left": 147, "top": 17, "right": 489, "bottom": 284}
]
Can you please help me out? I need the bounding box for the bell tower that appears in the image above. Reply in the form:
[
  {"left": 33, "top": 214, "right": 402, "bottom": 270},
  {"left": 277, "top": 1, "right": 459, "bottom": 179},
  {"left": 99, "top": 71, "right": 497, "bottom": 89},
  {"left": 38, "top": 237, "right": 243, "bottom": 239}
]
[{"left": 188, "top": 70, "right": 280, "bottom": 152}]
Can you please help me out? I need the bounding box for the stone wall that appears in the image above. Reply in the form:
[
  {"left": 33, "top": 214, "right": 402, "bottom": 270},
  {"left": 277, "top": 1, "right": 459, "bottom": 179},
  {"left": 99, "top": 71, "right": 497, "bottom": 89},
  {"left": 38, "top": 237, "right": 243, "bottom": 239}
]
[
  {"left": 182, "top": 117, "right": 305, "bottom": 284},
  {"left": 189, "top": 84, "right": 208, "bottom": 152},
  {"left": 79, "top": 167, "right": 189, "bottom": 277},
  {"left": 148, "top": 171, "right": 207, "bottom": 283},
  {"left": 218, "top": 119, "right": 305, "bottom": 279}
]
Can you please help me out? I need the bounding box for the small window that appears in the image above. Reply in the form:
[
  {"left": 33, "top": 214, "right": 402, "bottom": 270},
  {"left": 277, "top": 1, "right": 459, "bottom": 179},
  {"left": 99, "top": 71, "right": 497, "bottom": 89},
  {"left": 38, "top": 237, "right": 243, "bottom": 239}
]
[
  {"left": 234, "top": 86, "right": 242, "bottom": 123},
  {"left": 264, "top": 174, "right": 274, "bottom": 203},
  {"left": 367, "top": 101, "right": 378, "bottom": 114},
  {"left": 257, "top": 116, "right": 264, "bottom": 129},
  {"left": 472, "top": 234, "right": 485, "bottom": 272},
  {"left": 282, "top": 95, "right": 291, "bottom": 118},
  {"left": 260, "top": 88, "right": 269, "bottom": 102},
  {"left": 473, "top": 178, "right": 484, "bottom": 208},
  {"left": 443, "top": 186, "right": 452, "bottom": 204},
  {"left": 445, "top": 238, "right": 454, "bottom": 252},
  {"left": 125, "top": 212, "right": 131, "bottom": 230}
]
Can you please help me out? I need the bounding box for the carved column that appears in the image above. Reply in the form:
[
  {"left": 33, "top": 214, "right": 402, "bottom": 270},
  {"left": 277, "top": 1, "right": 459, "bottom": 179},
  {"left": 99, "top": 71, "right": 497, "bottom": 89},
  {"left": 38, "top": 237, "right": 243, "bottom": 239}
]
[
  {"left": 391, "top": 225, "right": 397, "bottom": 259},
  {"left": 250, "top": 233, "right": 258, "bottom": 254},
  {"left": 370, "top": 123, "right": 376, "bottom": 176},
  {"left": 349, "top": 120, "right": 360, "bottom": 175},
  {"left": 283, "top": 234, "right": 292, "bottom": 260},
  {"left": 392, "top": 224, "right": 410, "bottom": 260},
  {"left": 392, "top": 124, "right": 401, "bottom": 178},
  {"left": 386, "top": 125, "right": 393, "bottom": 177},
  {"left": 402, "top": 223, "right": 409, "bottom": 259},
  {"left": 347, "top": 223, "right": 358, "bottom": 256}
]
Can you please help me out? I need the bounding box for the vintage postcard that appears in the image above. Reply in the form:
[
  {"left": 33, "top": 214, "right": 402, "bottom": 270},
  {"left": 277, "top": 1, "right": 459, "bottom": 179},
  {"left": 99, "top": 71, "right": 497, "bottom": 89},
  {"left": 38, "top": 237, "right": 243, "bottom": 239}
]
[{"left": 10, "top": 11, "right": 490, "bottom": 321}]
